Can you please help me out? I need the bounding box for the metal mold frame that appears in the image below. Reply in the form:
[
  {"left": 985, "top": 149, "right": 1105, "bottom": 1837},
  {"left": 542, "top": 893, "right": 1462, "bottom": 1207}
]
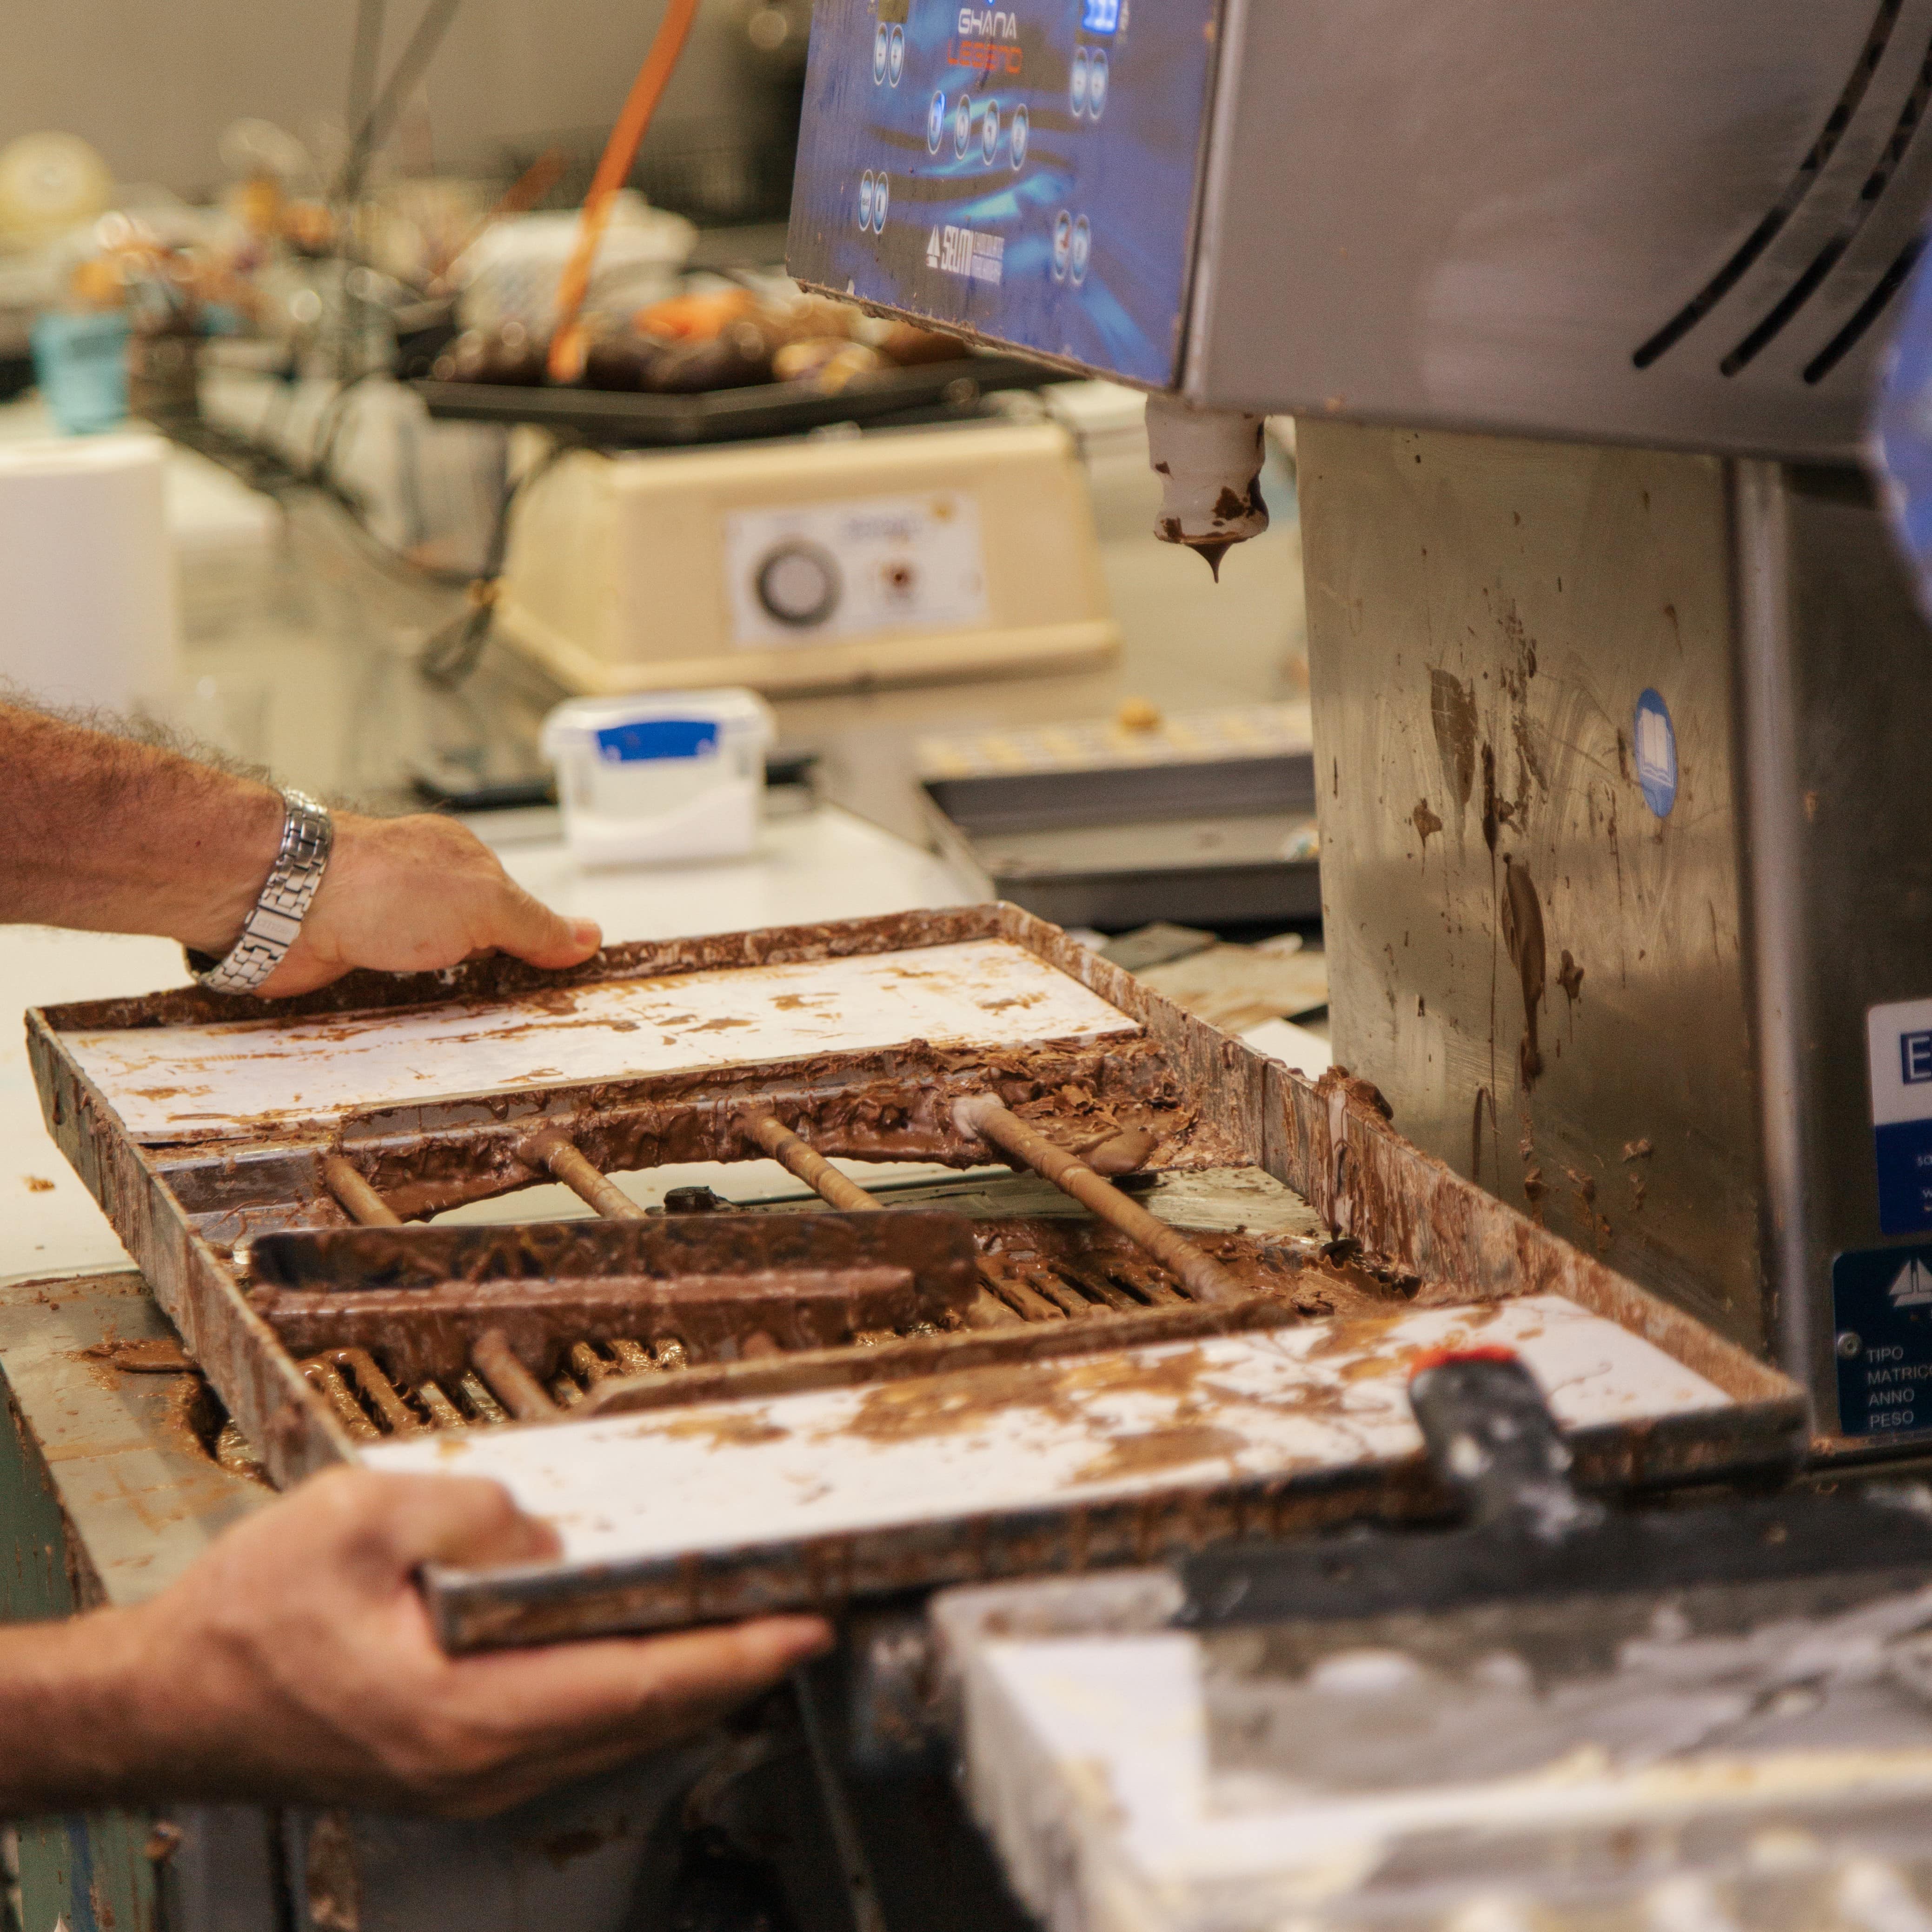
[{"left": 23, "top": 903, "right": 1805, "bottom": 1632}]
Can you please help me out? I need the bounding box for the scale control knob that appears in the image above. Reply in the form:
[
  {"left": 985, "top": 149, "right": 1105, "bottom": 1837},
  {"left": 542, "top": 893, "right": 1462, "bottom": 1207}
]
[{"left": 756, "top": 542, "right": 842, "bottom": 627}]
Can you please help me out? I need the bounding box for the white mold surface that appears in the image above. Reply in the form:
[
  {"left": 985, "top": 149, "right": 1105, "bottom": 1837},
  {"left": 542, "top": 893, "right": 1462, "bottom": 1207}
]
[
  {"left": 60, "top": 938, "right": 1137, "bottom": 1142},
  {"left": 368, "top": 1296, "right": 1727, "bottom": 1568}
]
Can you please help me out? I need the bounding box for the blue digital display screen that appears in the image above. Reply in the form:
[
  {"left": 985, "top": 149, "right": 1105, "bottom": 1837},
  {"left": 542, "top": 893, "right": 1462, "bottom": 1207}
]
[{"left": 790, "top": 0, "right": 1218, "bottom": 386}]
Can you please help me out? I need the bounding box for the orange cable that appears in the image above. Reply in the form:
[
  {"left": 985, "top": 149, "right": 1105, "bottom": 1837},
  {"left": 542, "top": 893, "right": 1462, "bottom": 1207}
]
[{"left": 546, "top": 0, "right": 701, "bottom": 382}]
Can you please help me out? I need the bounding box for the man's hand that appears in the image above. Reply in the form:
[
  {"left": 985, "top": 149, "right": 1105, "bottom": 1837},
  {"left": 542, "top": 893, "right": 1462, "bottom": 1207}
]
[
  {"left": 259, "top": 814, "right": 602, "bottom": 996},
  {"left": 0, "top": 1469, "right": 830, "bottom": 1818},
  {"left": 0, "top": 705, "right": 600, "bottom": 990}
]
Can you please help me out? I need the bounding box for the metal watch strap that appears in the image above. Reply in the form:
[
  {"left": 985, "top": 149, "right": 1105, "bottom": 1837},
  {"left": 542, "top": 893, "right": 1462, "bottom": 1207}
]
[{"left": 188, "top": 789, "right": 334, "bottom": 995}]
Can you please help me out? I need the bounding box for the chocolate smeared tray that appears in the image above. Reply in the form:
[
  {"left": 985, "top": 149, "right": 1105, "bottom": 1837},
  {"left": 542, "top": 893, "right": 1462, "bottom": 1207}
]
[
  {"left": 25, "top": 904, "right": 1805, "bottom": 1646},
  {"left": 411, "top": 351, "right": 1062, "bottom": 447}
]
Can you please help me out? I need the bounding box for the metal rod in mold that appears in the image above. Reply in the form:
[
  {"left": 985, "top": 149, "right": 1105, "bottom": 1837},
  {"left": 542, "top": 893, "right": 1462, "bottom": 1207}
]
[{"left": 951, "top": 1095, "right": 1246, "bottom": 1306}]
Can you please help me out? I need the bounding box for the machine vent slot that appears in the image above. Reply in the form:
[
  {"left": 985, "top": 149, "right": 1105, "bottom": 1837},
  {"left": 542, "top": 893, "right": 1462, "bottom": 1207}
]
[
  {"left": 1631, "top": 0, "right": 1904, "bottom": 370},
  {"left": 1720, "top": 28, "right": 1932, "bottom": 375},
  {"left": 1802, "top": 230, "right": 1928, "bottom": 381}
]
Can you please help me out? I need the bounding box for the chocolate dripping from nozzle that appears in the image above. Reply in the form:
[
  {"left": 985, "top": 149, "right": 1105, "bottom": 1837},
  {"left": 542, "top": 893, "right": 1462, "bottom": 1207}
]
[
  {"left": 1155, "top": 518, "right": 1248, "bottom": 582},
  {"left": 1145, "top": 394, "right": 1271, "bottom": 580},
  {"left": 1191, "top": 538, "right": 1236, "bottom": 582}
]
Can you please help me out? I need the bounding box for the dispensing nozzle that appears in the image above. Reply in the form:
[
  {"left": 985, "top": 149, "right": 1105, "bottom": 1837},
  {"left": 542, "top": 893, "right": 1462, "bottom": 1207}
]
[{"left": 1145, "top": 394, "right": 1269, "bottom": 579}]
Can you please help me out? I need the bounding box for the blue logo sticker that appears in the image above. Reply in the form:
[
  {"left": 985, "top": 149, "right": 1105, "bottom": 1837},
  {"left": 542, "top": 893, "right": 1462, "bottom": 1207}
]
[
  {"left": 1833, "top": 1245, "right": 1932, "bottom": 1437},
  {"left": 1633, "top": 688, "right": 1677, "bottom": 818},
  {"left": 595, "top": 719, "right": 719, "bottom": 764}
]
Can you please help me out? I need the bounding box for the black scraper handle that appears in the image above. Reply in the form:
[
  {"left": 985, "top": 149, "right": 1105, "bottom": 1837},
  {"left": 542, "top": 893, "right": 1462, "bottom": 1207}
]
[{"left": 1405, "top": 1348, "right": 1603, "bottom": 1537}]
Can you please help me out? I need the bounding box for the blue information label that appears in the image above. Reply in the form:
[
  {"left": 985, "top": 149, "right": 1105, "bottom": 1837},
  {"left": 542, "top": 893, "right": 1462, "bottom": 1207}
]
[
  {"left": 1833, "top": 1244, "right": 1932, "bottom": 1438},
  {"left": 1868, "top": 998, "right": 1932, "bottom": 1234},
  {"left": 595, "top": 719, "right": 719, "bottom": 763}
]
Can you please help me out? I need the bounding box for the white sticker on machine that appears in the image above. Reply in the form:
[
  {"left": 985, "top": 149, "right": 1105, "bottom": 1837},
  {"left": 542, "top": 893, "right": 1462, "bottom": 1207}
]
[
  {"left": 724, "top": 491, "right": 989, "bottom": 648},
  {"left": 1867, "top": 995, "right": 1932, "bottom": 1235}
]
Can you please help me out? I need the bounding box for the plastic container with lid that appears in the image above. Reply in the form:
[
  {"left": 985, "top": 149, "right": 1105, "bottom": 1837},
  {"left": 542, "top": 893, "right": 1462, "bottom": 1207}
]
[{"left": 540, "top": 689, "right": 775, "bottom": 869}]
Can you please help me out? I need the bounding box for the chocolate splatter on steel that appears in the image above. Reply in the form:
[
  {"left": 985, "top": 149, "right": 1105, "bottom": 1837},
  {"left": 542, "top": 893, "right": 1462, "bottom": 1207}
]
[
  {"left": 1557, "top": 949, "right": 1585, "bottom": 1019},
  {"left": 1501, "top": 855, "right": 1547, "bottom": 1089},
  {"left": 1428, "top": 670, "right": 1479, "bottom": 819}
]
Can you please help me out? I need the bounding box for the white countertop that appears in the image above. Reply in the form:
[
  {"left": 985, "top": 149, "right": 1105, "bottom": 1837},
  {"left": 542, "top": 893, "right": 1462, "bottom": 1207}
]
[{"left": 0, "top": 800, "right": 973, "bottom": 1283}]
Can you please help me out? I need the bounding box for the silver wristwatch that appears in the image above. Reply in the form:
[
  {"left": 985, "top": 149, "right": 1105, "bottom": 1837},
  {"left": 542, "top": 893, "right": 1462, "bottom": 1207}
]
[{"left": 188, "top": 789, "right": 334, "bottom": 995}]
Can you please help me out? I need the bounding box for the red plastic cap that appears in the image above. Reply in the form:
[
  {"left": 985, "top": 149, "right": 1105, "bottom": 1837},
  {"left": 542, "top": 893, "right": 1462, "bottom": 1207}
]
[{"left": 1407, "top": 1344, "right": 1521, "bottom": 1381}]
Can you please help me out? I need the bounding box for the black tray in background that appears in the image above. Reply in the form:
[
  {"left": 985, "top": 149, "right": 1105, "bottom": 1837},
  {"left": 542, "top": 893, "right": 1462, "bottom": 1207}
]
[
  {"left": 411, "top": 352, "right": 1063, "bottom": 447},
  {"left": 922, "top": 752, "right": 1321, "bottom": 935}
]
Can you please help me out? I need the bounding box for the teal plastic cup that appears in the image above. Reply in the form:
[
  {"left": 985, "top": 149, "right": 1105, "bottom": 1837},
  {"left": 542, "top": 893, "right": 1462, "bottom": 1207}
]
[{"left": 31, "top": 310, "right": 131, "bottom": 434}]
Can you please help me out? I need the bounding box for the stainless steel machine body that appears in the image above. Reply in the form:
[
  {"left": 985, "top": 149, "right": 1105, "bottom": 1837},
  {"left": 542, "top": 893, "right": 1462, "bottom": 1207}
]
[
  {"left": 788, "top": 0, "right": 1932, "bottom": 1447},
  {"left": 1299, "top": 425, "right": 1932, "bottom": 1450}
]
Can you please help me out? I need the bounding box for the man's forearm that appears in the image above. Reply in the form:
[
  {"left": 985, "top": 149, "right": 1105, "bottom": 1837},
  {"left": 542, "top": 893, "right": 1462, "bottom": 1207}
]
[
  {"left": 0, "top": 704, "right": 282, "bottom": 950},
  {"left": 0, "top": 1609, "right": 165, "bottom": 1815}
]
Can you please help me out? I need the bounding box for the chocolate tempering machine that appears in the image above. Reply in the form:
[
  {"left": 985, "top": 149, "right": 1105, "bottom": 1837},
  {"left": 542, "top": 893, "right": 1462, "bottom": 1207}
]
[
  {"left": 19, "top": 6, "right": 1932, "bottom": 1932},
  {"left": 813, "top": 0, "right": 1932, "bottom": 1923},
  {"left": 788, "top": 0, "right": 1932, "bottom": 1454}
]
